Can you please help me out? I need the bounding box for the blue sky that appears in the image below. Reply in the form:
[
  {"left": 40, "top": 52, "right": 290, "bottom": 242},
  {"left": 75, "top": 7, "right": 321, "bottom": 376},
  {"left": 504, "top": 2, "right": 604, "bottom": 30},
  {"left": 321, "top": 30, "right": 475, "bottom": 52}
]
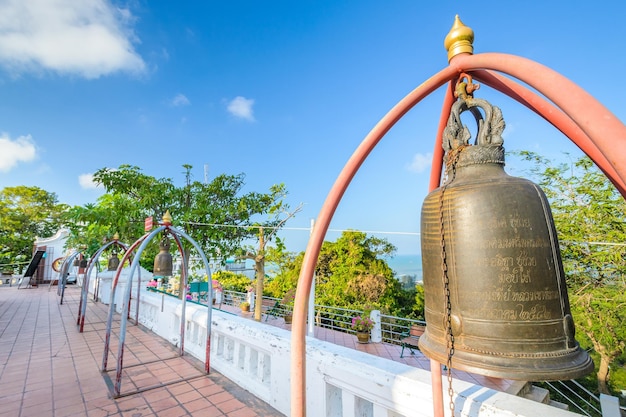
[{"left": 1, "top": 1, "right": 624, "bottom": 255}]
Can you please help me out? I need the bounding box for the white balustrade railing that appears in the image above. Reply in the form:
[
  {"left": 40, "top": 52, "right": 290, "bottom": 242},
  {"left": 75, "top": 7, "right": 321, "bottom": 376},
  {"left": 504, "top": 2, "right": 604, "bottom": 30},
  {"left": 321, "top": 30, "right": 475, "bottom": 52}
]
[{"left": 117, "top": 288, "right": 585, "bottom": 417}]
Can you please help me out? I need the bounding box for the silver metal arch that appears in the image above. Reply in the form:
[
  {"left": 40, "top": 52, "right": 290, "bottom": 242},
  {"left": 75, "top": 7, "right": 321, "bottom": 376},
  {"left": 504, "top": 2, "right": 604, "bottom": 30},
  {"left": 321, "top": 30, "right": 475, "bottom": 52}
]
[{"left": 101, "top": 225, "right": 213, "bottom": 397}]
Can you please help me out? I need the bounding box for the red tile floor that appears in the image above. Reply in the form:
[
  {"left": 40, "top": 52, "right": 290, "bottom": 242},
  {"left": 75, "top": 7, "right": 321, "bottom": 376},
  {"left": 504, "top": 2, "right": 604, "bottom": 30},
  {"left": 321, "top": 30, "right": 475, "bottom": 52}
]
[
  {"left": 0, "top": 284, "right": 282, "bottom": 417},
  {"left": 0, "top": 283, "right": 515, "bottom": 416}
]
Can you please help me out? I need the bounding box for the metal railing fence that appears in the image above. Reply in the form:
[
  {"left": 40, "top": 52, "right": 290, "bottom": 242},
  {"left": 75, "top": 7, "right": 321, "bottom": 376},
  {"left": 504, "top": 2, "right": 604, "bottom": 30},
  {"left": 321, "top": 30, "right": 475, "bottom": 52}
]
[
  {"left": 379, "top": 314, "right": 427, "bottom": 345},
  {"left": 147, "top": 287, "right": 622, "bottom": 417}
]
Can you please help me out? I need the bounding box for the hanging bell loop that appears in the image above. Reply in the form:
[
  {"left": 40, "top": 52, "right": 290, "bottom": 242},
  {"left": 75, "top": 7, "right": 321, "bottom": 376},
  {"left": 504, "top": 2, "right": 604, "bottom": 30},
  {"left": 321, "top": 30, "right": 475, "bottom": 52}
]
[
  {"left": 153, "top": 235, "right": 173, "bottom": 277},
  {"left": 418, "top": 97, "right": 593, "bottom": 381},
  {"left": 442, "top": 97, "right": 505, "bottom": 182}
]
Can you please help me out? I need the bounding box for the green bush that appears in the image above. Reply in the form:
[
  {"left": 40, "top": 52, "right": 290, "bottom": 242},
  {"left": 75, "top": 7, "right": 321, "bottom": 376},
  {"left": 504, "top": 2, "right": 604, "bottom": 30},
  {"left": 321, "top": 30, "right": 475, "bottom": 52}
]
[{"left": 212, "top": 270, "right": 252, "bottom": 292}]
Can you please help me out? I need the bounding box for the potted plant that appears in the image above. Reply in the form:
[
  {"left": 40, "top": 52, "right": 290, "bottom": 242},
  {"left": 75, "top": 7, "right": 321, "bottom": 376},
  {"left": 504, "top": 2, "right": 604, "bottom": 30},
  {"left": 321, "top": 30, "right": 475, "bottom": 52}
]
[
  {"left": 351, "top": 315, "right": 374, "bottom": 343},
  {"left": 146, "top": 280, "right": 158, "bottom": 291},
  {"left": 281, "top": 288, "right": 296, "bottom": 324},
  {"left": 240, "top": 301, "right": 250, "bottom": 312}
]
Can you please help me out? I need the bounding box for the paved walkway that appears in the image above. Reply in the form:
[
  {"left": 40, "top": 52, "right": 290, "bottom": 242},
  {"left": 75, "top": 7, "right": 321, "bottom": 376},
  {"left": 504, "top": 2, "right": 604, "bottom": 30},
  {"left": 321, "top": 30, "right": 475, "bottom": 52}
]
[
  {"left": 0, "top": 282, "right": 515, "bottom": 417},
  {"left": 0, "top": 284, "right": 283, "bottom": 417}
]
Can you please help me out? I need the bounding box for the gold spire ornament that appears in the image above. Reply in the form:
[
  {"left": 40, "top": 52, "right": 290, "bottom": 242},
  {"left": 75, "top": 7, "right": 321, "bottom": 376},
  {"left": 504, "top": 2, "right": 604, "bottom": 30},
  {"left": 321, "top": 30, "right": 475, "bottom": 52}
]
[
  {"left": 444, "top": 15, "right": 474, "bottom": 62},
  {"left": 161, "top": 210, "right": 173, "bottom": 226}
]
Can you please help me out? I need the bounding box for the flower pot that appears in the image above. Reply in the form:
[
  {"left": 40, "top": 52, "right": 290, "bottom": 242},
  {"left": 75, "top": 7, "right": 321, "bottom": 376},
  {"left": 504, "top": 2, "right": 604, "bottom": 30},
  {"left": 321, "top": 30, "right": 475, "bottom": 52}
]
[{"left": 356, "top": 332, "right": 370, "bottom": 344}]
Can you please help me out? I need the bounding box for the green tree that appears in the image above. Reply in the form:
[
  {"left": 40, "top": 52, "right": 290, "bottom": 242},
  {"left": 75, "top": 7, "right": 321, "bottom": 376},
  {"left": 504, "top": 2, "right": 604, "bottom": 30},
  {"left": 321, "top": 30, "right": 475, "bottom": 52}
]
[
  {"left": 63, "top": 165, "right": 177, "bottom": 268},
  {"left": 63, "top": 194, "right": 141, "bottom": 258},
  {"left": 70, "top": 165, "right": 289, "bottom": 277},
  {"left": 239, "top": 203, "right": 301, "bottom": 321},
  {"left": 412, "top": 284, "right": 425, "bottom": 320},
  {"left": 517, "top": 152, "right": 626, "bottom": 288},
  {"left": 0, "top": 186, "right": 68, "bottom": 272},
  {"left": 314, "top": 230, "right": 397, "bottom": 311},
  {"left": 176, "top": 167, "right": 290, "bottom": 260},
  {"left": 268, "top": 230, "right": 420, "bottom": 316},
  {"left": 571, "top": 286, "right": 626, "bottom": 394},
  {"left": 517, "top": 151, "right": 626, "bottom": 393},
  {"left": 211, "top": 270, "right": 251, "bottom": 292},
  {"left": 264, "top": 248, "right": 302, "bottom": 298}
]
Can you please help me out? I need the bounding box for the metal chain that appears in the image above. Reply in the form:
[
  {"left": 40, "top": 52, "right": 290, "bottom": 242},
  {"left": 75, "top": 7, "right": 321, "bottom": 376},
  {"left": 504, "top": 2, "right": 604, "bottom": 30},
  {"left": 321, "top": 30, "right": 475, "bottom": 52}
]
[
  {"left": 438, "top": 144, "right": 465, "bottom": 415},
  {"left": 438, "top": 76, "right": 478, "bottom": 415}
]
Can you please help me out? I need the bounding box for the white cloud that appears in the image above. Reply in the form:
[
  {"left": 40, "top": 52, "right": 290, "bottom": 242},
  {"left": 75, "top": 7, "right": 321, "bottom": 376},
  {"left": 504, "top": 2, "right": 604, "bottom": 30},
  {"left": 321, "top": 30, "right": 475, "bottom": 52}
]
[
  {"left": 0, "top": 133, "right": 36, "bottom": 172},
  {"left": 407, "top": 152, "right": 432, "bottom": 173},
  {"left": 227, "top": 96, "right": 255, "bottom": 121},
  {"left": 172, "top": 93, "right": 190, "bottom": 107},
  {"left": 78, "top": 173, "right": 101, "bottom": 189},
  {"left": 0, "top": 0, "right": 146, "bottom": 79}
]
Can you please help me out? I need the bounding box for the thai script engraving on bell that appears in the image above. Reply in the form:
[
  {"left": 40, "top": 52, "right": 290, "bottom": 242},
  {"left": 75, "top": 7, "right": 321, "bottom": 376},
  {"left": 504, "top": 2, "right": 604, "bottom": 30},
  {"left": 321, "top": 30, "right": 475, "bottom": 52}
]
[{"left": 418, "top": 97, "right": 593, "bottom": 380}]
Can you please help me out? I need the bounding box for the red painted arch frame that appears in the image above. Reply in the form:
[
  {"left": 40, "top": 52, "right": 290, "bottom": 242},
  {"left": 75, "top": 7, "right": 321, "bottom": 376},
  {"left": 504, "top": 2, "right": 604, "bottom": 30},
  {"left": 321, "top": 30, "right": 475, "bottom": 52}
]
[{"left": 289, "top": 51, "right": 626, "bottom": 416}]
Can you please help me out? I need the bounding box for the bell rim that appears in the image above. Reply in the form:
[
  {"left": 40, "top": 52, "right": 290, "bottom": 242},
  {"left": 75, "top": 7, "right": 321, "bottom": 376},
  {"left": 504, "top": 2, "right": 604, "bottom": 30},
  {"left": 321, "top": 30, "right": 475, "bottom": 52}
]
[{"left": 418, "top": 332, "right": 594, "bottom": 381}]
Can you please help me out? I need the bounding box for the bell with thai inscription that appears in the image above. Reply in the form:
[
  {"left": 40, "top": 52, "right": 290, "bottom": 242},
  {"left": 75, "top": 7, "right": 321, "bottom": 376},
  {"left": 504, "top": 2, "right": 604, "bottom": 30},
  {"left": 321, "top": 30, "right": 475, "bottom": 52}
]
[
  {"left": 418, "top": 97, "right": 593, "bottom": 381},
  {"left": 153, "top": 236, "right": 173, "bottom": 277}
]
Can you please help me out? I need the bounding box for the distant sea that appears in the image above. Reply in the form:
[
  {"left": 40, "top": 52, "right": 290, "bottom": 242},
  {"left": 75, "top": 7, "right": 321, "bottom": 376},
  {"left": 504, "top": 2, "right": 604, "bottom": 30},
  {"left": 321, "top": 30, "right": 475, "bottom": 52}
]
[
  {"left": 265, "top": 254, "right": 423, "bottom": 283},
  {"left": 387, "top": 254, "right": 422, "bottom": 283}
]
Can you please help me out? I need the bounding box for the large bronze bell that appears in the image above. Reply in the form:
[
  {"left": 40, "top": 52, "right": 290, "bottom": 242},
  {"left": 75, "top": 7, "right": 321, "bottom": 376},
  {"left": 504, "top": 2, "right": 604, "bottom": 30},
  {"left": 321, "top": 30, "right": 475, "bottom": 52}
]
[
  {"left": 418, "top": 97, "right": 593, "bottom": 381},
  {"left": 153, "top": 236, "right": 173, "bottom": 277}
]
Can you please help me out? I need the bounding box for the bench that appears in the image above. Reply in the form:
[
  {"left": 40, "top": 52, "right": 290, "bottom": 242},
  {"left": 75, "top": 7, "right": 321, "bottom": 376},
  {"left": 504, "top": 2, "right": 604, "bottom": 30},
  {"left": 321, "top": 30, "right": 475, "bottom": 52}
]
[
  {"left": 400, "top": 324, "right": 425, "bottom": 358},
  {"left": 262, "top": 299, "right": 281, "bottom": 321}
]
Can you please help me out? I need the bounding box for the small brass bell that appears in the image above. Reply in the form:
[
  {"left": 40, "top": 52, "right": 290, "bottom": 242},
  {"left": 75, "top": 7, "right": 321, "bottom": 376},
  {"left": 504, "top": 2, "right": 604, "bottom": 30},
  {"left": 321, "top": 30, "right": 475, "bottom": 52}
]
[
  {"left": 418, "top": 97, "right": 593, "bottom": 381},
  {"left": 153, "top": 236, "right": 173, "bottom": 277},
  {"left": 107, "top": 251, "right": 120, "bottom": 271}
]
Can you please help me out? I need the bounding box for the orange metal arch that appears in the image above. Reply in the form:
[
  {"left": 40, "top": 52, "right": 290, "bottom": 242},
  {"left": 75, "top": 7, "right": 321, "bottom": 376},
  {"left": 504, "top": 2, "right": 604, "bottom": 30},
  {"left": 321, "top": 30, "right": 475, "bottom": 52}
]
[
  {"left": 290, "top": 52, "right": 626, "bottom": 416},
  {"left": 452, "top": 53, "right": 626, "bottom": 196},
  {"left": 471, "top": 69, "right": 626, "bottom": 194}
]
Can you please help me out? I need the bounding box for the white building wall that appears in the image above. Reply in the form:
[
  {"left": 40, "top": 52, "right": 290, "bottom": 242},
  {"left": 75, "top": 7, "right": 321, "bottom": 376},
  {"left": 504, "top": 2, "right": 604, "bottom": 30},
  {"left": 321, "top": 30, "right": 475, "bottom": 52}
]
[{"left": 33, "top": 228, "right": 70, "bottom": 282}]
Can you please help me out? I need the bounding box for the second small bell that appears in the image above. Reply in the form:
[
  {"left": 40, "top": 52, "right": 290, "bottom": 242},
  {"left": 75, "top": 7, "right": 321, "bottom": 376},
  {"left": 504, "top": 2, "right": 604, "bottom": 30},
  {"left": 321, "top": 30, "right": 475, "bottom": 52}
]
[
  {"left": 107, "top": 250, "right": 120, "bottom": 271},
  {"left": 153, "top": 236, "right": 173, "bottom": 277}
]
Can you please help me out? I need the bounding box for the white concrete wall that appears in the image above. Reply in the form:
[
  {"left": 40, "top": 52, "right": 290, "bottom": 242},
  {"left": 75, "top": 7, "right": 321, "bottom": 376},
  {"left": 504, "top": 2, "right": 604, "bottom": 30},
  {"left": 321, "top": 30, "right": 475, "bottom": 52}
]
[
  {"left": 119, "top": 289, "right": 584, "bottom": 417},
  {"left": 33, "top": 228, "right": 70, "bottom": 281},
  {"left": 88, "top": 267, "right": 150, "bottom": 305}
]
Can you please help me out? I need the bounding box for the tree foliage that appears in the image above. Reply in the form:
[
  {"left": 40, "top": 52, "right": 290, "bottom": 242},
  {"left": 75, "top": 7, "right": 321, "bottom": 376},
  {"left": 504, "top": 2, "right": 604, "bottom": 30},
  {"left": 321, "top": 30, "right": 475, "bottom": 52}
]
[
  {"left": 517, "top": 151, "right": 626, "bottom": 393},
  {"left": 176, "top": 167, "right": 290, "bottom": 260},
  {"left": 264, "top": 247, "right": 302, "bottom": 298},
  {"left": 68, "top": 164, "right": 288, "bottom": 269},
  {"left": 517, "top": 152, "right": 626, "bottom": 288},
  {"left": 265, "top": 230, "right": 423, "bottom": 318},
  {"left": 211, "top": 270, "right": 252, "bottom": 292},
  {"left": 314, "top": 230, "right": 397, "bottom": 311},
  {"left": 0, "top": 186, "right": 68, "bottom": 272},
  {"left": 570, "top": 286, "right": 626, "bottom": 394}
]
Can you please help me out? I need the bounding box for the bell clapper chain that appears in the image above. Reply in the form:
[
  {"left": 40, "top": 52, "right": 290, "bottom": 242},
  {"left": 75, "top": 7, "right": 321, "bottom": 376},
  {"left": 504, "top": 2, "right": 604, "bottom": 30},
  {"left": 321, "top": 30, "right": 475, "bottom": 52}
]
[
  {"left": 438, "top": 151, "right": 457, "bottom": 415},
  {"left": 439, "top": 76, "right": 482, "bottom": 414}
]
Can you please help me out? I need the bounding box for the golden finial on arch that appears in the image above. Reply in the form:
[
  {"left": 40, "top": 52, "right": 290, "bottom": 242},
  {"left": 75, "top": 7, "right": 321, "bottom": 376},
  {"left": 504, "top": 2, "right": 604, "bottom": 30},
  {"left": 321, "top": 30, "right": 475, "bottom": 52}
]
[{"left": 444, "top": 15, "right": 474, "bottom": 62}]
